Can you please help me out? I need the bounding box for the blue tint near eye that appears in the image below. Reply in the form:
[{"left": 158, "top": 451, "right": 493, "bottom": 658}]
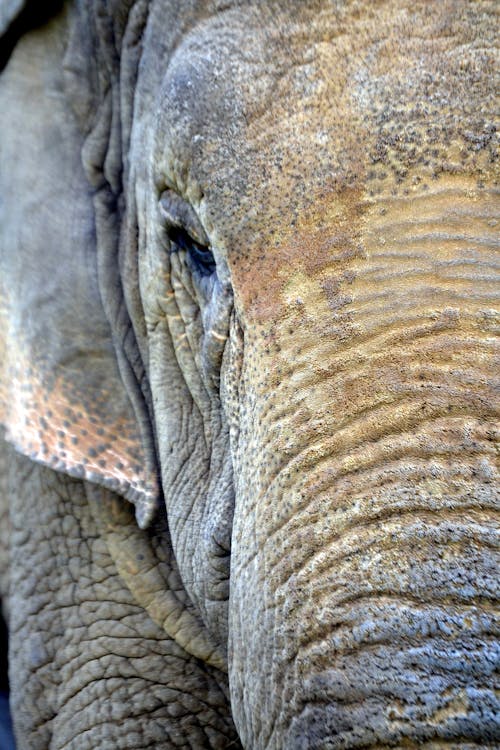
[{"left": 167, "top": 226, "right": 216, "bottom": 277}]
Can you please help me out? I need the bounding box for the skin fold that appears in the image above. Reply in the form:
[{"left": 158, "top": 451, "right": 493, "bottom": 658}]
[{"left": 0, "top": 1, "right": 498, "bottom": 748}]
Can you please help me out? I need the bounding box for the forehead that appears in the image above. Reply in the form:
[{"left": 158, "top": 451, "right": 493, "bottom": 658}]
[{"left": 154, "top": 0, "right": 497, "bottom": 245}]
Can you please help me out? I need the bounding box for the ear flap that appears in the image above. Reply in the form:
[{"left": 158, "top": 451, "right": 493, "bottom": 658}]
[{"left": 0, "top": 2, "right": 159, "bottom": 527}]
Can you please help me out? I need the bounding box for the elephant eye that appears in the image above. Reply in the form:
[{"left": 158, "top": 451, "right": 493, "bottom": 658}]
[
  {"left": 166, "top": 225, "right": 216, "bottom": 277},
  {"left": 159, "top": 189, "right": 215, "bottom": 277}
]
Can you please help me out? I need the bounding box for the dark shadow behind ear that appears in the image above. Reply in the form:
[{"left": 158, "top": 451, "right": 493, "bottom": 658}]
[
  {"left": 0, "top": 1, "right": 160, "bottom": 527},
  {"left": 0, "top": 0, "right": 64, "bottom": 70}
]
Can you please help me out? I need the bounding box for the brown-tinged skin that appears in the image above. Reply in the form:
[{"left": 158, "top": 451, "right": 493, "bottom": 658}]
[{"left": 0, "top": 0, "right": 499, "bottom": 748}]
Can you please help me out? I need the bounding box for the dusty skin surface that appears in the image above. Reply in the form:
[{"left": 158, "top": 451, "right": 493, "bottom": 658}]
[{"left": 0, "top": 1, "right": 499, "bottom": 748}]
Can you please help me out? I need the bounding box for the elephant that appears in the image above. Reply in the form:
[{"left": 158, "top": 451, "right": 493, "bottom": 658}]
[{"left": 0, "top": 0, "right": 498, "bottom": 748}]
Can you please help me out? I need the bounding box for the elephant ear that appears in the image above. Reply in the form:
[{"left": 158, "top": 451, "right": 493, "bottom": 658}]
[{"left": 0, "top": 0, "right": 159, "bottom": 527}]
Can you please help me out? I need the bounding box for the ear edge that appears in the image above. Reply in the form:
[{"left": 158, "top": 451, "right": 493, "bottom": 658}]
[
  {"left": 3, "top": 423, "right": 159, "bottom": 529},
  {"left": 0, "top": 359, "right": 160, "bottom": 529},
  {"left": 0, "top": 0, "right": 25, "bottom": 37},
  {"left": 0, "top": 0, "right": 65, "bottom": 70}
]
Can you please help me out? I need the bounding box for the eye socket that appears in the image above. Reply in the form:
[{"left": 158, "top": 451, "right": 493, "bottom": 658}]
[
  {"left": 159, "top": 189, "right": 216, "bottom": 278},
  {"left": 167, "top": 225, "right": 216, "bottom": 277}
]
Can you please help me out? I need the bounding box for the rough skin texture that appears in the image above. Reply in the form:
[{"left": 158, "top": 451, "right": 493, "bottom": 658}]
[
  {"left": 1, "top": 437, "right": 238, "bottom": 748},
  {"left": 0, "top": 1, "right": 499, "bottom": 748}
]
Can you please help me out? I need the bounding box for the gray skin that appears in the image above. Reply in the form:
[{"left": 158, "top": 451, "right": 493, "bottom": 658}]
[{"left": 0, "top": 1, "right": 499, "bottom": 748}]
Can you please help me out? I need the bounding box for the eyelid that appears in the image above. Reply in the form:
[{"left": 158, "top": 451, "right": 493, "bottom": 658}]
[{"left": 159, "top": 189, "right": 209, "bottom": 247}]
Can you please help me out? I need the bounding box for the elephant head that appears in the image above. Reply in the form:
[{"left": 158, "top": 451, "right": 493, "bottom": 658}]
[{"left": 0, "top": 1, "right": 498, "bottom": 748}]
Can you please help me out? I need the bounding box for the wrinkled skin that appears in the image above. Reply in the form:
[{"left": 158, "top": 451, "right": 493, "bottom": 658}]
[{"left": 0, "top": 1, "right": 499, "bottom": 748}]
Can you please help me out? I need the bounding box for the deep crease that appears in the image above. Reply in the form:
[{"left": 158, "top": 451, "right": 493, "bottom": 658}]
[
  {"left": 273, "top": 506, "right": 500, "bottom": 593},
  {"left": 292, "top": 620, "right": 500, "bottom": 668},
  {"left": 258, "top": 327, "right": 497, "bottom": 424},
  {"left": 258, "top": 410, "right": 497, "bottom": 519},
  {"left": 259, "top": 375, "right": 497, "bottom": 464},
  {"left": 290, "top": 586, "right": 500, "bottom": 627},
  {"left": 236, "top": 461, "right": 499, "bottom": 571}
]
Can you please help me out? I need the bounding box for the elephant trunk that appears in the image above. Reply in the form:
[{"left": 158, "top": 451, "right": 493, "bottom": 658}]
[{"left": 227, "top": 180, "right": 499, "bottom": 748}]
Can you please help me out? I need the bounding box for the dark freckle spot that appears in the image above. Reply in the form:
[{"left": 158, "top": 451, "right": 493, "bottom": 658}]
[
  {"left": 116, "top": 462, "right": 124, "bottom": 471},
  {"left": 136, "top": 554, "right": 144, "bottom": 561},
  {"left": 81, "top": 428, "right": 88, "bottom": 436},
  {"left": 46, "top": 410, "right": 53, "bottom": 418},
  {"left": 51, "top": 454, "right": 58, "bottom": 462},
  {"left": 89, "top": 416, "right": 97, "bottom": 424},
  {"left": 97, "top": 427, "right": 105, "bottom": 436},
  {"left": 82, "top": 457, "right": 88, "bottom": 465},
  {"left": 88, "top": 448, "right": 97, "bottom": 458},
  {"left": 63, "top": 420, "right": 70, "bottom": 428},
  {"left": 71, "top": 436, "right": 78, "bottom": 445},
  {"left": 98, "top": 459, "right": 106, "bottom": 468},
  {"left": 57, "top": 430, "right": 65, "bottom": 438},
  {"left": 57, "top": 441, "right": 65, "bottom": 449},
  {"left": 97, "top": 443, "right": 107, "bottom": 453},
  {"left": 133, "top": 465, "right": 142, "bottom": 474},
  {"left": 39, "top": 417, "right": 48, "bottom": 430}
]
